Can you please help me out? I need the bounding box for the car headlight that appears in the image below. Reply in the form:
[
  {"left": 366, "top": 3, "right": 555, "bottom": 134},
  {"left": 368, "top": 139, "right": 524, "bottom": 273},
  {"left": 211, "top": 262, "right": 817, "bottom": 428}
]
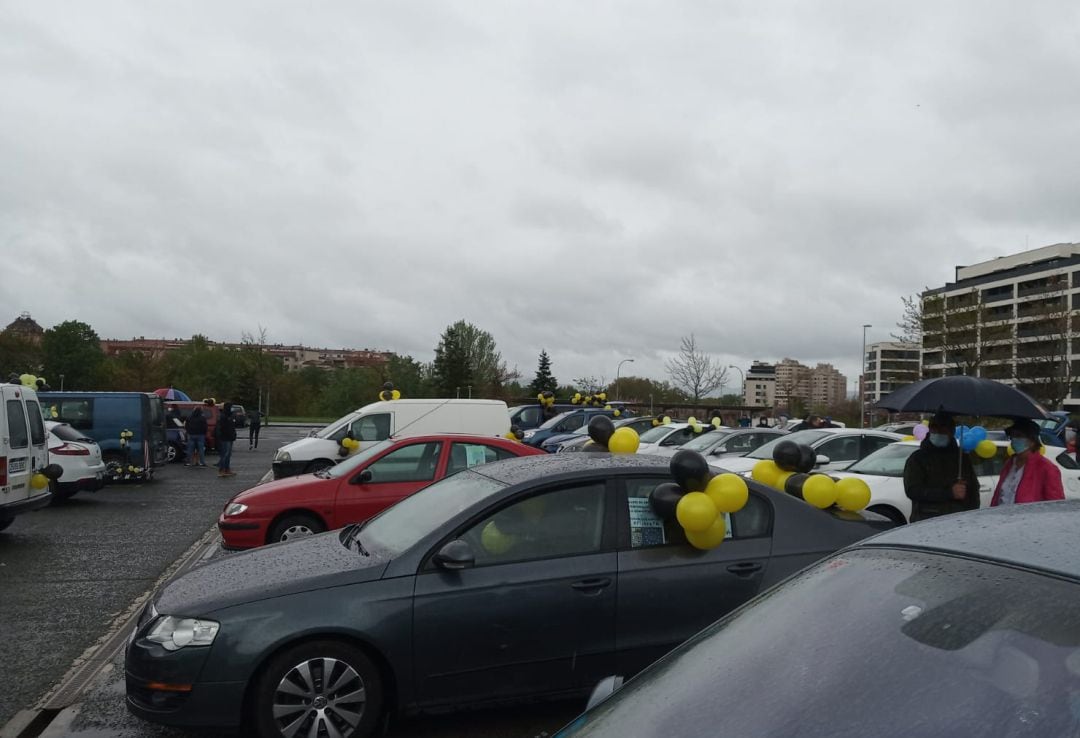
[
  {"left": 145, "top": 616, "right": 219, "bottom": 651},
  {"left": 224, "top": 502, "right": 248, "bottom": 516},
  {"left": 275, "top": 450, "right": 291, "bottom": 462}
]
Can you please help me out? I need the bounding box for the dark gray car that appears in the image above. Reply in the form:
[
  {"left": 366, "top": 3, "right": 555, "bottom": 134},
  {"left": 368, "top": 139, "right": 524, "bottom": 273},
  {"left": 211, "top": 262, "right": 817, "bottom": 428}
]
[
  {"left": 557, "top": 501, "right": 1080, "bottom": 737},
  {"left": 126, "top": 454, "right": 892, "bottom": 737}
]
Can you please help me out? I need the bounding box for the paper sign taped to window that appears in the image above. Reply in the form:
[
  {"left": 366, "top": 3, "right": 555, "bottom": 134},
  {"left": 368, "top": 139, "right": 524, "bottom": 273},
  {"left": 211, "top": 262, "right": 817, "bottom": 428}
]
[
  {"left": 628, "top": 497, "right": 666, "bottom": 547},
  {"left": 465, "top": 445, "right": 488, "bottom": 468}
]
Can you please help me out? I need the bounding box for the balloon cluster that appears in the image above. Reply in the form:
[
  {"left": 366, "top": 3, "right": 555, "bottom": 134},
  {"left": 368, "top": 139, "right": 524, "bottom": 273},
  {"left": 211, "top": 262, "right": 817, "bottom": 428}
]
[
  {"left": 750, "top": 440, "right": 871, "bottom": 511},
  {"left": 651, "top": 414, "right": 672, "bottom": 427},
  {"left": 536, "top": 391, "right": 556, "bottom": 408},
  {"left": 378, "top": 382, "right": 402, "bottom": 402},
  {"left": 580, "top": 415, "right": 640, "bottom": 454},
  {"left": 504, "top": 426, "right": 525, "bottom": 442},
  {"left": 339, "top": 435, "right": 361, "bottom": 456},
  {"left": 953, "top": 424, "right": 998, "bottom": 459},
  {"left": 119, "top": 429, "right": 134, "bottom": 447},
  {"left": 16, "top": 373, "right": 50, "bottom": 391},
  {"left": 31, "top": 473, "right": 49, "bottom": 490},
  {"left": 572, "top": 391, "right": 607, "bottom": 408},
  {"left": 647, "top": 450, "right": 748, "bottom": 550},
  {"left": 686, "top": 416, "right": 722, "bottom": 434}
]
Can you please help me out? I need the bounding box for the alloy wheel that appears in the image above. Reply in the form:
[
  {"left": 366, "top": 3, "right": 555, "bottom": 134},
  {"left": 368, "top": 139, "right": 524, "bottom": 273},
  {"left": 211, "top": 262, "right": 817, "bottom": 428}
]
[
  {"left": 280, "top": 524, "right": 315, "bottom": 541},
  {"left": 272, "top": 657, "right": 365, "bottom": 738}
]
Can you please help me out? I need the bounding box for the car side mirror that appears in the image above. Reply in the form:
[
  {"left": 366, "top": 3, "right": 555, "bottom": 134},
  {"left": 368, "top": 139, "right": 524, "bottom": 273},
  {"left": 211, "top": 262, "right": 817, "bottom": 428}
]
[
  {"left": 815, "top": 455, "right": 831, "bottom": 466},
  {"left": 307, "top": 430, "right": 318, "bottom": 438},
  {"left": 433, "top": 539, "right": 475, "bottom": 571},
  {"left": 351, "top": 469, "right": 373, "bottom": 485},
  {"left": 585, "top": 675, "right": 625, "bottom": 711}
]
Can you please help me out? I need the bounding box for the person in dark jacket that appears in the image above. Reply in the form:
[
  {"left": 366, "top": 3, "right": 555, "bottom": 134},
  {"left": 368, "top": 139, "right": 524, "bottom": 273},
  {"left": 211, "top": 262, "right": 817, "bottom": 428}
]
[
  {"left": 183, "top": 408, "right": 208, "bottom": 467},
  {"left": 247, "top": 409, "right": 263, "bottom": 450},
  {"left": 215, "top": 402, "right": 237, "bottom": 477},
  {"left": 903, "top": 413, "right": 980, "bottom": 521}
]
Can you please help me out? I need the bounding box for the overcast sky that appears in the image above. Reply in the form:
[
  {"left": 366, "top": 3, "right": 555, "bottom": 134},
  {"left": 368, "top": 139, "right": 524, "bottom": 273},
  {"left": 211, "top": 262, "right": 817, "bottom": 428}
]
[{"left": 4, "top": 1, "right": 1080, "bottom": 394}]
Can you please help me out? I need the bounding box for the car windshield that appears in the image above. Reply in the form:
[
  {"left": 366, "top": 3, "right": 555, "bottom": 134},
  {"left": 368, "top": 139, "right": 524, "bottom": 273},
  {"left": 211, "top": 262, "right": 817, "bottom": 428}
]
[
  {"left": 639, "top": 425, "right": 678, "bottom": 443},
  {"left": 746, "top": 430, "right": 831, "bottom": 459},
  {"left": 562, "top": 548, "right": 1080, "bottom": 738},
  {"left": 324, "top": 440, "right": 395, "bottom": 479},
  {"left": 846, "top": 443, "right": 918, "bottom": 477},
  {"left": 680, "top": 430, "right": 732, "bottom": 452},
  {"left": 315, "top": 416, "right": 353, "bottom": 440},
  {"left": 358, "top": 470, "right": 507, "bottom": 556},
  {"left": 538, "top": 411, "right": 577, "bottom": 431}
]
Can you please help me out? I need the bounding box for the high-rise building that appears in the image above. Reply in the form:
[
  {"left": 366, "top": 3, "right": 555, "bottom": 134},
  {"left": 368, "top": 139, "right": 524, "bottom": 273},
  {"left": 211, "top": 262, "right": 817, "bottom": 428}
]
[
  {"left": 862, "top": 341, "right": 921, "bottom": 408},
  {"left": 741, "top": 358, "right": 847, "bottom": 411},
  {"left": 742, "top": 362, "right": 776, "bottom": 407},
  {"left": 921, "top": 242, "right": 1080, "bottom": 409}
]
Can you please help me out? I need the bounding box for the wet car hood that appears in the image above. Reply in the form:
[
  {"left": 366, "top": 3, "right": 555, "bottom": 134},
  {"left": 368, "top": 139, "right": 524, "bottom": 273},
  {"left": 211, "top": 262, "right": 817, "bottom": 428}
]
[
  {"left": 154, "top": 530, "right": 389, "bottom": 615},
  {"left": 232, "top": 471, "right": 334, "bottom": 505}
]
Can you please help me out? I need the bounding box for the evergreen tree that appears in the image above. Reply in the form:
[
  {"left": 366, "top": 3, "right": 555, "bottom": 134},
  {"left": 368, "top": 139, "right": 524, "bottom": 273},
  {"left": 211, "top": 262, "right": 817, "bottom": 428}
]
[
  {"left": 529, "top": 350, "right": 558, "bottom": 395},
  {"left": 430, "top": 320, "right": 510, "bottom": 397},
  {"left": 41, "top": 320, "right": 104, "bottom": 390}
]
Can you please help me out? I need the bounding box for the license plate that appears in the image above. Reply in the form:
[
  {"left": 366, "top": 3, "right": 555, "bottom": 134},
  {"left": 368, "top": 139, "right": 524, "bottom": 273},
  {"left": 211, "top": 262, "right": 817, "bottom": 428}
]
[{"left": 8, "top": 458, "right": 26, "bottom": 474}]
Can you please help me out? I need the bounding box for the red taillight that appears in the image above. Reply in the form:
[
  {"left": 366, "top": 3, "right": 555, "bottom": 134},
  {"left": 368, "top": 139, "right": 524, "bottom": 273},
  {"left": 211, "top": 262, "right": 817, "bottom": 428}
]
[
  {"left": 0, "top": 456, "right": 6, "bottom": 486},
  {"left": 52, "top": 444, "right": 90, "bottom": 456}
]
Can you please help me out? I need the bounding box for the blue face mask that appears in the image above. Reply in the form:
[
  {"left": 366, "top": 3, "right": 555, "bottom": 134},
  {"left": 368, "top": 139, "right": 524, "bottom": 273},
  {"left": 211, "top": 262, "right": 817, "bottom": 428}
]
[
  {"left": 929, "top": 433, "right": 950, "bottom": 448},
  {"left": 1011, "top": 438, "right": 1031, "bottom": 454}
]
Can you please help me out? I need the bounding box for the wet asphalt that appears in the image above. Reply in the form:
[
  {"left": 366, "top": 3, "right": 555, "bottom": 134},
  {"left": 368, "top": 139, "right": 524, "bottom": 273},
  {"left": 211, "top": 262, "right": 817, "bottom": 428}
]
[{"left": 1, "top": 426, "right": 583, "bottom": 737}]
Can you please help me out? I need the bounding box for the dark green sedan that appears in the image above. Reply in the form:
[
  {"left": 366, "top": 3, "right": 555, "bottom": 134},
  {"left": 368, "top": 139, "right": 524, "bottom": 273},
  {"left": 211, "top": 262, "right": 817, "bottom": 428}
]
[{"left": 126, "top": 454, "right": 890, "bottom": 737}]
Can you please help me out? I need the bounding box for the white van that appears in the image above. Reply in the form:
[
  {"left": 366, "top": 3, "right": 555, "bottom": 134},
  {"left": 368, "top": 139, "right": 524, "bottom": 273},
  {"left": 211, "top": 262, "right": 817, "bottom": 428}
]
[
  {"left": 269, "top": 399, "right": 510, "bottom": 480},
  {"left": 1, "top": 384, "right": 56, "bottom": 531}
]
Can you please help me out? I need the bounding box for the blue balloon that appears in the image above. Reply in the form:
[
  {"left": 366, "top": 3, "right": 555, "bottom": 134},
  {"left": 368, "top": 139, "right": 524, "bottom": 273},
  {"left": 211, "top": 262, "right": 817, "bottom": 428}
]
[
  {"left": 969, "top": 426, "right": 988, "bottom": 444},
  {"left": 954, "top": 425, "right": 969, "bottom": 440}
]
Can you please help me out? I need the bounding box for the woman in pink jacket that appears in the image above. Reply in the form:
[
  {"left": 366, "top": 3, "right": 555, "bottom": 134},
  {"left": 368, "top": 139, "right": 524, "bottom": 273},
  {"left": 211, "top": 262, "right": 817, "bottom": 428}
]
[{"left": 991, "top": 419, "right": 1065, "bottom": 506}]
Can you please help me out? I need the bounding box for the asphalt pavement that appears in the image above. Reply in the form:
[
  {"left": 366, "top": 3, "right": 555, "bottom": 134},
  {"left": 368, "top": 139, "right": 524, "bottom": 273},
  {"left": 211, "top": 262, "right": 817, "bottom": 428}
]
[{"left": 1, "top": 426, "right": 584, "bottom": 737}]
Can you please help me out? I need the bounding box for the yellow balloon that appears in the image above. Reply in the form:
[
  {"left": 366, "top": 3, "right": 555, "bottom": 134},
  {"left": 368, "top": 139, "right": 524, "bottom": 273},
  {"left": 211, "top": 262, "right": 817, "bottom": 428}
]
[
  {"left": 975, "top": 440, "right": 997, "bottom": 459},
  {"left": 392, "top": 389, "right": 401, "bottom": 400},
  {"left": 902, "top": 435, "right": 917, "bottom": 442},
  {"left": 20, "top": 373, "right": 36, "bottom": 388},
  {"left": 687, "top": 416, "right": 697, "bottom": 426},
  {"left": 608, "top": 427, "right": 640, "bottom": 454},
  {"left": 676, "top": 492, "right": 718, "bottom": 532},
  {"left": 31, "top": 473, "right": 49, "bottom": 490},
  {"left": 662, "top": 416, "right": 672, "bottom": 425},
  {"left": 481, "top": 521, "right": 516, "bottom": 555},
  {"left": 705, "top": 473, "right": 749, "bottom": 513},
  {"left": 1039, "top": 445, "right": 1047, "bottom": 456},
  {"left": 802, "top": 474, "right": 838, "bottom": 509},
  {"left": 774, "top": 470, "right": 795, "bottom": 492},
  {"left": 1006, "top": 444, "right": 1014, "bottom": 457},
  {"left": 685, "top": 515, "right": 727, "bottom": 550},
  {"left": 835, "top": 477, "right": 872, "bottom": 511},
  {"left": 751, "top": 460, "right": 781, "bottom": 488}
]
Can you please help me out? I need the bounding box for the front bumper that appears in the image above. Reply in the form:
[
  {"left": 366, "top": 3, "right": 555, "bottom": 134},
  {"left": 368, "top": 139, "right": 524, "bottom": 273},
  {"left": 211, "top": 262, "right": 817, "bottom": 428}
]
[
  {"left": 271, "top": 459, "right": 309, "bottom": 479},
  {"left": 217, "top": 515, "right": 267, "bottom": 549},
  {"left": 125, "top": 633, "right": 245, "bottom": 729}
]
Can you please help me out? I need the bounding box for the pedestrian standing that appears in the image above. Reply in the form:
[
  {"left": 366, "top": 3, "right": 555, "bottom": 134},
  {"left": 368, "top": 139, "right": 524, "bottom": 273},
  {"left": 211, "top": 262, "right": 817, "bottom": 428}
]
[
  {"left": 184, "top": 408, "right": 208, "bottom": 467},
  {"left": 903, "top": 413, "right": 980, "bottom": 521},
  {"left": 248, "top": 408, "right": 263, "bottom": 450},
  {"left": 990, "top": 419, "right": 1065, "bottom": 506},
  {"left": 215, "top": 402, "right": 237, "bottom": 477}
]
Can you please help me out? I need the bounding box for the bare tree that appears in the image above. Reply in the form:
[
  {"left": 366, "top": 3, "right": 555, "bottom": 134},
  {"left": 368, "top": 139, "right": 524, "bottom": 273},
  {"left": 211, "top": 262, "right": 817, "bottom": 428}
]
[
  {"left": 665, "top": 334, "right": 728, "bottom": 402},
  {"left": 572, "top": 375, "right": 607, "bottom": 394},
  {"left": 891, "top": 294, "right": 925, "bottom": 344},
  {"left": 1012, "top": 287, "right": 1078, "bottom": 409}
]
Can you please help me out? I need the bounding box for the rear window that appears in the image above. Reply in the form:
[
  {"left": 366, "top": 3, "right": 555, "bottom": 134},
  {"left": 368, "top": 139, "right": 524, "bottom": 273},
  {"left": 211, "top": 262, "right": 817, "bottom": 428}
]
[
  {"left": 25, "top": 400, "right": 46, "bottom": 445},
  {"left": 50, "top": 424, "right": 92, "bottom": 442},
  {"left": 6, "top": 400, "right": 29, "bottom": 448}
]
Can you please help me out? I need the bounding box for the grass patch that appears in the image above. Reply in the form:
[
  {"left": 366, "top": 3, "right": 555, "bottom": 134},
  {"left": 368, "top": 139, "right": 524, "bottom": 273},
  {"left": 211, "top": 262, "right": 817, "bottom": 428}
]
[{"left": 266, "top": 416, "right": 335, "bottom": 424}]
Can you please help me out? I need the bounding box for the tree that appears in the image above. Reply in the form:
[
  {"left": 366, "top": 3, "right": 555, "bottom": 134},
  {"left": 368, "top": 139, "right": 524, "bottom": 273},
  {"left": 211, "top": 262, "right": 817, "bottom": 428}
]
[
  {"left": 41, "top": 320, "right": 104, "bottom": 390},
  {"left": 922, "top": 288, "right": 1013, "bottom": 377},
  {"left": 665, "top": 333, "right": 728, "bottom": 402},
  {"left": 0, "top": 332, "right": 43, "bottom": 377},
  {"left": 318, "top": 367, "right": 383, "bottom": 416},
  {"left": 1012, "top": 288, "right": 1078, "bottom": 409},
  {"left": 892, "top": 294, "right": 925, "bottom": 344},
  {"left": 572, "top": 375, "right": 606, "bottom": 394},
  {"left": 430, "top": 320, "right": 510, "bottom": 397},
  {"left": 529, "top": 350, "right": 558, "bottom": 395},
  {"left": 384, "top": 353, "right": 429, "bottom": 398},
  {"left": 606, "top": 376, "right": 686, "bottom": 404}
]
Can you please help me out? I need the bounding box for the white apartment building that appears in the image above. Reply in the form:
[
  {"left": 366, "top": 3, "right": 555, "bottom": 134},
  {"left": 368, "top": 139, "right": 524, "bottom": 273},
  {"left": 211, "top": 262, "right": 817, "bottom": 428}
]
[{"left": 862, "top": 341, "right": 921, "bottom": 407}]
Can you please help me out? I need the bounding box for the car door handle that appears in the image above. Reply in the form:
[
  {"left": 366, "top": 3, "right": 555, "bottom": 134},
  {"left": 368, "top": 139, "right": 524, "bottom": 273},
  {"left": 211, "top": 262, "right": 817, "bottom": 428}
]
[
  {"left": 726, "top": 562, "right": 763, "bottom": 577},
  {"left": 571, "top": 577, "right": 612, "bottom": 593}
]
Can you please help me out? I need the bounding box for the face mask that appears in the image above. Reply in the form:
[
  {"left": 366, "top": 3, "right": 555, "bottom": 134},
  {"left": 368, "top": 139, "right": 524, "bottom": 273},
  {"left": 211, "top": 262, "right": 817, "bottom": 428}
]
[
  {"left": 1067, "top": 429, "right": 1077, "bottom": 443},
  {"left": 929, "top": 433, "right": 950, "bottom": 448},
  {"left": 1011, "top": 438, "right": 1031, "bottom": 454}
]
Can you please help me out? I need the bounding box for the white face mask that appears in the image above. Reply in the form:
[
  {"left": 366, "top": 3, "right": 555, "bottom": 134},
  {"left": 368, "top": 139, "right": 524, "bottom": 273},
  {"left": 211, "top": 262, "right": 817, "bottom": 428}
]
[{"left": 1067, "top": 429, "right": 1077, "bottom": 443}]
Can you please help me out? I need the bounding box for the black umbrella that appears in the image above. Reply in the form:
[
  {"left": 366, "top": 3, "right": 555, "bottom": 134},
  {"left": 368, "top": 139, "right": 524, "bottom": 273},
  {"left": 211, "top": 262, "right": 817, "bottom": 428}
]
[{"left": 876, "top": 375, "right": 1050, "bottom": 420}]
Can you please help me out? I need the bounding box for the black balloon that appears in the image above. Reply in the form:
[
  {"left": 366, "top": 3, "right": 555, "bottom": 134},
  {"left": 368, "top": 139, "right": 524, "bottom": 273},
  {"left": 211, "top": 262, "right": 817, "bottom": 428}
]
[
  {"left": 379, "top": 391, "right": 391, "bottom": 402},
  {"left": 588, "top": 415, "right": 616, "bottom": 446},
  {"left": 649, "top": 482, "right": 684, "bottom": 520},
  {"left": 382, "top": 382, "right": 394, "bottom": 392},
  {"left": 796, "top": 444, "right": 817, "bottom": 474},
  {"left": 784, "top": 472, "right": 809, "bottom": 499},
  {"left": 772, "top": 440, "right": 801, "bottom": 472},
  {"left": 670, "top": 450, "right": 711, "bottom": 493}
]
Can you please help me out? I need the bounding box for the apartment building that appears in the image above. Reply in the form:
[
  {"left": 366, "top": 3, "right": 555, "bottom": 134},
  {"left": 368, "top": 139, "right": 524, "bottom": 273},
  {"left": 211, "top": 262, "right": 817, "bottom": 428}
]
[
  {"left": 862, "top": 341, "right": 921, "bottom": 407},
  {"left": 740, "top": 358, "right": 847, "bottom": 410}
]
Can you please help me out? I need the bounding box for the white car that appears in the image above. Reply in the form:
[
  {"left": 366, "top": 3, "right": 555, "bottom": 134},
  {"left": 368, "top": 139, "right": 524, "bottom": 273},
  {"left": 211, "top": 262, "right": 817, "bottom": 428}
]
[
  {"left": 710, "top": 428, "right": 904, "bottom": 475},
  {"left": 833, "top": 439, "right": 1080, "bottom": 524},
  {"left": 635, "top": 423, "right": 706, "bottom": 455},
  {"left": 46, "top": 421, "right": 106, "bottom": 502},
  {"left": 649, "top": 428, "right": 786, "bottom": 460}
]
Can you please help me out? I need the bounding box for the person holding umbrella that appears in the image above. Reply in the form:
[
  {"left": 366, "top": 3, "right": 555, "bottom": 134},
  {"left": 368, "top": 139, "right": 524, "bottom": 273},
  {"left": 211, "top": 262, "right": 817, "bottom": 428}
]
[
  {"left": 990, "top": 419, "right": 1064, "bottom": 506},
  {"left": 903, "top": 413, "right": 980, "bottom": 522}
]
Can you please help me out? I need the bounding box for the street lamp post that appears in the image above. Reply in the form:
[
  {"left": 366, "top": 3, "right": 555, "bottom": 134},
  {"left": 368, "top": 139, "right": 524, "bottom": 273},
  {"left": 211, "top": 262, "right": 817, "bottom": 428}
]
[
  {"left": 59, "top": 374, "right": 65, "bottom": 391},
  {"left": 615, "top": 358, "right": 634, "bottom": 400},
  {"left": 861, "top": 324, "right": 872, "bottom": 429},
  {"left": 728, "top": 365, "right": 745, "bottom": 405}
]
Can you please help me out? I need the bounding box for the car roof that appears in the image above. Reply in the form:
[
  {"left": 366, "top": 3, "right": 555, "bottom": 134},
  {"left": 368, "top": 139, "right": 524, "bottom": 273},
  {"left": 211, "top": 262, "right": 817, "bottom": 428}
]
[
  {"left": 470, "top": 453, "right": 668, "bottom": 485},
  {"left": 857, "top": 500, "right": 1080, "bottom": 580}
]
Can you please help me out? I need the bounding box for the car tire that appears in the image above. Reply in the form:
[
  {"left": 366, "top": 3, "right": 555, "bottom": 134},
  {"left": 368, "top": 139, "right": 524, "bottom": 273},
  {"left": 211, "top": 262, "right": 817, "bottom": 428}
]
[
  {"left": 48, "top": 480, "right": 76, "bottom": 505},
  {"left": 305, "top": 459, "right": 335, "bottom": 474},
  {"left": 867, "top": 504, "right": 907, "bottom": 526},
  {"left": 0, "top": 518, "right": 13, "bottom": 532},
  {"left": 166, "top": 443, "right": 183, "bottom": 464},
  {"left": 268, "top": 513, "right": 326, "bottom": 544},
  {"left": 253, "top": 639, "right": 383, "bottom": 738}
]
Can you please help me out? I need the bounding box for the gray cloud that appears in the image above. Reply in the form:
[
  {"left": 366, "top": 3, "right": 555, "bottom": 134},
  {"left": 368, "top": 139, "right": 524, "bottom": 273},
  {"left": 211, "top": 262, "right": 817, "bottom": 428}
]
[{"left": 3, "top": 0, "right": 1080, "bottom": 391}]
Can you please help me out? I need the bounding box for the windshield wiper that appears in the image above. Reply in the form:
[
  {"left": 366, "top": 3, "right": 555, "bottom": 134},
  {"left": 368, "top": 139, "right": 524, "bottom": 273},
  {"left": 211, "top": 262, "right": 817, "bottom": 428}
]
[
  {"left": 313, "top": 468, "right": 333, "bottom": 479},
  {"left": 340, "top": 522, "right": 369, "bottom": 556}
]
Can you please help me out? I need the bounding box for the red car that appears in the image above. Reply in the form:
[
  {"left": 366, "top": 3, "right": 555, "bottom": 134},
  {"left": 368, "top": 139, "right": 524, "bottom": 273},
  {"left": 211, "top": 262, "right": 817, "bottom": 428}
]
[{"left": 218, "top": 434, "right": 544, "bottom": 549}]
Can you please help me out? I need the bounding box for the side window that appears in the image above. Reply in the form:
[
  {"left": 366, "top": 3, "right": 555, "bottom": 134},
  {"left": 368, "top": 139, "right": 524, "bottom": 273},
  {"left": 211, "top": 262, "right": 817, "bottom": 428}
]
[
  {"left": 622, "top": 477, "right": 772, "bottom": 549},
  {"left": 559, "top": 414, "right": 586, "bottom": 432},
  {"left": 25, "top": 401, "right": 46, "bottom": 445},
  {"left": 462, "top": 482, "right": 606, "bottom": 566},
  {"left": 366, "top": 442, "right": 441, "bottom": 483},
  {"left": 518, "top": 407, "right": 541, "bottom": 427},
  {"left": 972, "top": 448, "right": 1008, "bottom": 477},
  {"left": 817, "top": 437, "right": 860, "bottom": 463},
  {"left": 352, "top": 413, "right": 392, "bottom": 442},
  {"left": 862, "top": 435, "right": 897, "bottom": 457},
  {"left": 6, "top": 400, "right": 29, "bottom": 449},
  {"left": 660, "top": 428, "right": 691, "bottom": 446},
  {"left": 724, "top": 434, "right": 754, "bottom": 454},
  {"left": 1056, "top": 451, "right": 1079, "bottom": 471},
  {"left": 52, "top": 399, "right": 94, "bottom": 430},
  {"left": 447, "top": 443, "right": 517, "bottom": 476}
]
